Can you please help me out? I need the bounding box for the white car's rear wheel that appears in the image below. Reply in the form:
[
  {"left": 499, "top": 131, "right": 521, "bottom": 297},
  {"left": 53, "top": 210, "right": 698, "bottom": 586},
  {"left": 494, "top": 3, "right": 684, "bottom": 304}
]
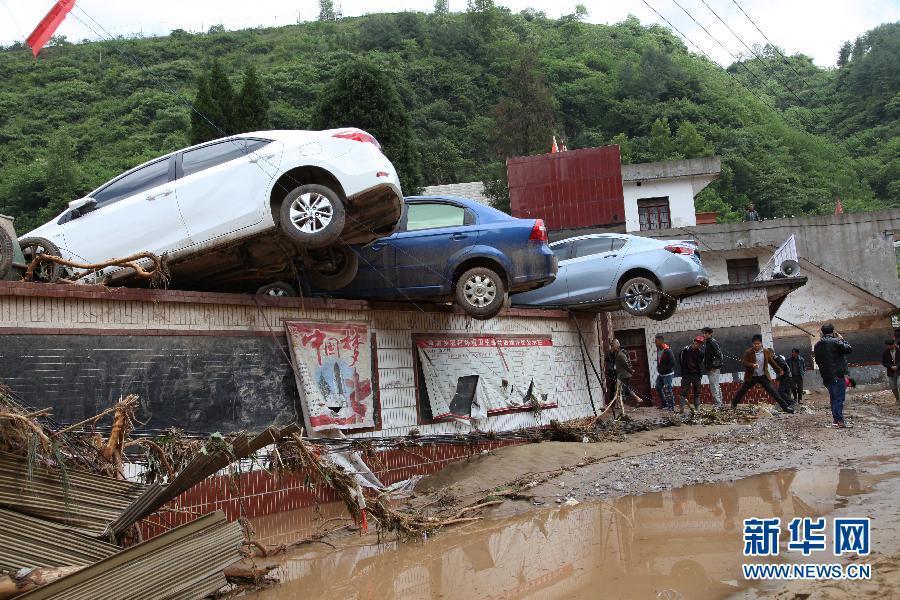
[
  {"left": 619, "top": 276, "right": 661, "bottom": 317},
  {"left": 279, "top": 184, "right": 346, "bottom": 249}
]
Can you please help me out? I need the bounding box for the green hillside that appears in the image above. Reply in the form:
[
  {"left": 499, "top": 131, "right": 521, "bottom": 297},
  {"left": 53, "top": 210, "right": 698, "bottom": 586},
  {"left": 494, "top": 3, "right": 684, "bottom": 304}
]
[{"left": 0, "top": 6, "right": 896, "bottom": 232}]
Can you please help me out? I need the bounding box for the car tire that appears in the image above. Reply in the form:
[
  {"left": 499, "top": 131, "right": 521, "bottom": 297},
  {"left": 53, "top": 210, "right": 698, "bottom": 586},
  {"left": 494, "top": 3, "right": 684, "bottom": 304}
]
[
  {"left": 256, "top": 281, "right": 298, "bottom": 297},
  {"left": 455, "top": 266, "right": 506, "bottom": 320},
  {"left": 0, "top": 227, "right": 13, "bottom": 279},
  {"left": 19, "top": 237, "right": 65, "bottom": 283},
  {"left": 619, "top": 276, "right": 661, "bottom": 317},
  {"left": 648, "top": 295, "right": 678, "bottom": 321},
  {"left": 279, "top": 184, "right": 346, "bottom": 249},
  {"left": 306, "top": 246, "right": 359, "bottom": 291}
]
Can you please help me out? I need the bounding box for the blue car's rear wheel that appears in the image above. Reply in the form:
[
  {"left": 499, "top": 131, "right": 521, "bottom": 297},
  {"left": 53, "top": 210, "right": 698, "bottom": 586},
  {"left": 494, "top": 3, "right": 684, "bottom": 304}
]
[
  {"left": 620, "top": 276, "right": 661, "bottom": 317},
  {"left": 455, "top": 266, "right": 506, "bottom": 320},
  {"left": 306, "top": 245, "right": 359, "bottom": 291}
]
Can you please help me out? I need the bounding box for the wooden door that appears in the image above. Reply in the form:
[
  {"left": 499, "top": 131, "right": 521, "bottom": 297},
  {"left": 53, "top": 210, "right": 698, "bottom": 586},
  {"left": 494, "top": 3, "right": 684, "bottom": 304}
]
[{"left": 615, "top": 328, "right": 651, "bottom": 405}]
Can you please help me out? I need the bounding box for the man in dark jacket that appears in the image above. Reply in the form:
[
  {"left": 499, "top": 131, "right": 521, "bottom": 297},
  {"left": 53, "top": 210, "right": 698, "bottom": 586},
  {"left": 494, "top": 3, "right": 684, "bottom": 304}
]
[
  {"left": 771, "top": 349, "right": 793, "bottom": 407},
  {"left": 655, "top": 334, "right": 676, "bottom": 411},
  {"left": 882, "top": 339, "right": 899, "bottom": 403},
  {"left": 611, "top": 339, "right": 643, "bottom": 405},
  {"left": 731, "top": 334, "right": 794, "bottom": 413},
  {"left": 678, "top": 336, "right": 704, "bottom": 412},
  {"left": 702, "top": 327, "right": 723, "bottom": 407},
  {"left": 787, "top": 348, "right": 806, "bottom": 404},
  {"left": 813, "top": 323, "right": 853, "bottom": 428}
]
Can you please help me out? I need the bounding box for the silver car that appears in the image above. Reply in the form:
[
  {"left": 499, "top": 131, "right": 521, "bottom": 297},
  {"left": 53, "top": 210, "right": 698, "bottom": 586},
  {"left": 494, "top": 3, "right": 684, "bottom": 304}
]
[{"left": 511, "top": 233, "right": 709, "bottom": 320}]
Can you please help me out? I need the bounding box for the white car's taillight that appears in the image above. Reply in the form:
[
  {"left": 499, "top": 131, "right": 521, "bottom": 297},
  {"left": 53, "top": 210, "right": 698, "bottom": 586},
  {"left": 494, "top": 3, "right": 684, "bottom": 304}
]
[{"left": 333, "top": 129, "right": 382, "bottom": 151}]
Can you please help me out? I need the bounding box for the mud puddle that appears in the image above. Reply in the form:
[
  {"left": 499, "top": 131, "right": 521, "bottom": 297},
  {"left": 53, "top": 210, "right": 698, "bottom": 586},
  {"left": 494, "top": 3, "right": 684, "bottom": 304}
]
[{"left": 248, "top": 457, "right": 900, "bottom": 600}]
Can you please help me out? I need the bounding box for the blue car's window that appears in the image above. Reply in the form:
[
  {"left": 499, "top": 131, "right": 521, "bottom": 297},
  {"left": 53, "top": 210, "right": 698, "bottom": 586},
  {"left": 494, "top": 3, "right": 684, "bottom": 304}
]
[
  {"left": 574, "top": 237, "right": 614, "bottom": 258},
  {"left": 405, "top": 203, "right": 466, "bottom": 231}
]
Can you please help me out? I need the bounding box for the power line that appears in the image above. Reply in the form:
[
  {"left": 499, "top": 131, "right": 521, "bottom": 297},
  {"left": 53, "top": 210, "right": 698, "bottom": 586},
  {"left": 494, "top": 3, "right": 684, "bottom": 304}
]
[
  {"left": 0, "top": 0, "right": 26, "bottom": 42},
  {"left": 639, "top": 0, "right": 796, "bottom": 127},
  {"left": 698, "top": 0, "right": 867, "bottom": 153}
]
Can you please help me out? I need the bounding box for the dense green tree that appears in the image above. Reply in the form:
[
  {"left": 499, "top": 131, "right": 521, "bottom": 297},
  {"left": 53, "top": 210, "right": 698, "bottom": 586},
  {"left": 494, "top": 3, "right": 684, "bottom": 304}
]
[
  {"left": 434, "top": 0, "right": 449, "bottom": 14},
  {"left": 675, "top": 122, "right": 711, "bottom": 159},
  {"left": 190, "top": 60, "right": 235, "bottom": 143},
  {"left": 647, "top": 118, "right": 675, "bottom": 161},
  {"left": 485, "top": 46, "right": 558, "bottom": 210},
  {"left": 318, "top": 0, "right": 338, "bottom": 22},
  {"left": 311, "top": 61, "right": 423, "bottom": 193},
  {"left": 234, "top": 65, "right": 270, "bottom": 133}
]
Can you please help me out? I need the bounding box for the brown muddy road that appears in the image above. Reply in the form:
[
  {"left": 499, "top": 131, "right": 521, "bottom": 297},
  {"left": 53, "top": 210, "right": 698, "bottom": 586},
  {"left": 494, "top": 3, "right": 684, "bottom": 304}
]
[{"left": 244, "top": 389, "right": 900, "bottom": 599}]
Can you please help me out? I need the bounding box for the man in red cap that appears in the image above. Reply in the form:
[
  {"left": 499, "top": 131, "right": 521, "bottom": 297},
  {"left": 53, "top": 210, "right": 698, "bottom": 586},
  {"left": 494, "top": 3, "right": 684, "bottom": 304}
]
[{"left": 678, "top": 336, "right": 705, "bottom": 413}]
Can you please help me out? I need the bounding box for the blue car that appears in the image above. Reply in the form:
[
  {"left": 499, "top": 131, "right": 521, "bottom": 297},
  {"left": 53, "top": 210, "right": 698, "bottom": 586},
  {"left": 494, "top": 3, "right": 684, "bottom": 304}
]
[{"left": 310, "top": 196, "right": 557, "bottom": 319}]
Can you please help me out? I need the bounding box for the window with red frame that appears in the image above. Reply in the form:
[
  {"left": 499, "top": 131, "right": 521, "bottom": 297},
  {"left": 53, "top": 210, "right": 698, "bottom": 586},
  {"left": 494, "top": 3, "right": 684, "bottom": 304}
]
[{"left": 638, "top": 197, "right": 671, "bottom": 231}]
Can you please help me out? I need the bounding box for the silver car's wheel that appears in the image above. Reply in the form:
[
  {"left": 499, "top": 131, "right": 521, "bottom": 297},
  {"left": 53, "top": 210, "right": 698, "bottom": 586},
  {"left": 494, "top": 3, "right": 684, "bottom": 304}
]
[
  {"left": 279, "top": 184, "right": 346, "bottom": 248},
  {"left": 619, "top": 276, "right": 661, "bottom": 316},
  {"left": 454, "top": 266, "right": 507, "bottom": 320}
]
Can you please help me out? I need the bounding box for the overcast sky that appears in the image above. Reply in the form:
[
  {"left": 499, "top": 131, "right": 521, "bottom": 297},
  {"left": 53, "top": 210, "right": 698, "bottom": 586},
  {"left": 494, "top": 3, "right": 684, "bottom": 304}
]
[{"left": 1, "top": 0, "right": 898, "bottom": 67}]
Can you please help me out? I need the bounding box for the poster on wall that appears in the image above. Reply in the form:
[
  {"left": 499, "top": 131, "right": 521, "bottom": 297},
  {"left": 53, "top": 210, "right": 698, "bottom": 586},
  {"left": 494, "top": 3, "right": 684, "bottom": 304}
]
[
  {"left": 285, "top": 321, "right": 374, "bottom": 432},
  {"left": 416, "top": 335, "right": 555, "bottom": 423}
]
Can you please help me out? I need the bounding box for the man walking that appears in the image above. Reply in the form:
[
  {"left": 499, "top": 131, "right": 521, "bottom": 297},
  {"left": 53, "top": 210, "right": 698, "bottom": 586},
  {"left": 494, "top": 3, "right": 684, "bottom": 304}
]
[
  {"left": 678, "top": 336, "right": 704, "bottom": 413},
  {"left": 655, "top": 334, "right": 676, "bottom": 411},
  {"left": 813, "top": 324, "right": 853, "bottom": 428},
  {"left": 611, "top": 339, "right": 643, "bottom": 405},
  {"left": 771, "top": 349, "right": 793, "bottom": 407},
  {"left": 882, "top": 339, "right": 899, "bottom": 403},
  {"left": 701, "top": 327, "right": 723, "bottom": 407},
  {"left": 787, "top": 349, "right": 805, "bottom": 404},
  {"left": 731, "top": 334, "right": 794, "bottom": 413}
]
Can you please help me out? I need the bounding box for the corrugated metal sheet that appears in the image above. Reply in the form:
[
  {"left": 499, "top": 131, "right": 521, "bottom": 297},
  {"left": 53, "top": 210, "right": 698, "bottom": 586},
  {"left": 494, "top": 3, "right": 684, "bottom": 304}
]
[
  {"left": 19, "top": 511, "right": 243, "bottom": 600},
  {"left": 0, "top": 453, "right": 145, "bottom": 537},
  {"left": 108, "top": 424, "right": 299, "bottom": 537},
  {"left": 0, "top": 508, "right": 118, "bottom": 571},
  {"left": 507, "top": 146, "right": 625, "bottom": 230}
]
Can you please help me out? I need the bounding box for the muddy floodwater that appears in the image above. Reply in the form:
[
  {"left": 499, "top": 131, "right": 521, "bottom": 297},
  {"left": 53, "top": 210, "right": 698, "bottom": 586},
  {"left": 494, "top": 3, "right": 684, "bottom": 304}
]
[{"left": 247, "top": 456, "right": 900, "bottom": 600}]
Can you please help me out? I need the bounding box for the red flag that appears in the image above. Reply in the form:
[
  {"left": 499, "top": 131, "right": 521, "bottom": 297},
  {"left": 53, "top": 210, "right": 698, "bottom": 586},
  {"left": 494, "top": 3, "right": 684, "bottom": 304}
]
[
  {"left": 551, "top": 136, "right": 559, "bottom": 153},
  {"left": 27, "top": 0, "right": 77, "bottom": 57},
  {"left": 835, "top": 197, "right": 844, "bottom": 215}
]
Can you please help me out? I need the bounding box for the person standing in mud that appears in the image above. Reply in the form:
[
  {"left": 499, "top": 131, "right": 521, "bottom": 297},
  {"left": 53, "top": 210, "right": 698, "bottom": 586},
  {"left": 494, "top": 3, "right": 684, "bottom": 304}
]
[
  {"left": 787, "top": 348, "right": 806, "bottom": 404},
  {"left": 611, "top": 339, "right": 643, "bottom": 406},
  {"left": 881, "top": 339, "right": 899, "bottom": 403},
  {"left": 771, "top": 349, "right": 793, "bottom": 408},
  {"left": 655, "top": 334, "right": 676, "bottom": 411},
  {"left": 678, "top": 336, "right": 704, "bottom": 413},
  {"left": 701, "top": 327, "right": 723, "bottom": 408},
  {"left": 814, "top": 323, "right": 853, "bottom": 428},
  {"left": 730, "top": 335, "right": 794, "bottom": 413}
]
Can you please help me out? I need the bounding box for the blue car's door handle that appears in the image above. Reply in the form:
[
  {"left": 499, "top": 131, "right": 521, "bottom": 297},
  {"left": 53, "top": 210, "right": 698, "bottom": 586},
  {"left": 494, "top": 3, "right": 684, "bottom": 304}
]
[{"left": 450, "top": 233, "right": 468, "bottom": 241}]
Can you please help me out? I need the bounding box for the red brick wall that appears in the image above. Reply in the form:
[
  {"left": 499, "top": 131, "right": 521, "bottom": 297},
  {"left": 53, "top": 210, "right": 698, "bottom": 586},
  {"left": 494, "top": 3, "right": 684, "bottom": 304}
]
[{"left": 140, "top": 439, "right": 524, "bottom": 539}]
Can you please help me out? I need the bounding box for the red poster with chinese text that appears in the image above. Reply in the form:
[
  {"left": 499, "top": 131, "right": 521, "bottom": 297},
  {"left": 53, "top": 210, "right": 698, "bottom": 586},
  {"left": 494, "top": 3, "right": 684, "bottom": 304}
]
[{"left": 285, "top": 321, "right": 373, "bottom": 432}]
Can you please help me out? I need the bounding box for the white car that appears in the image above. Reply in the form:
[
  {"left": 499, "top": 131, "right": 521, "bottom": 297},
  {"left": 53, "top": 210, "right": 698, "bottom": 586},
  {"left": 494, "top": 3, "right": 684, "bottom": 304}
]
[{"left": 19, "top": 129, "right": 403, "bottom": 293}]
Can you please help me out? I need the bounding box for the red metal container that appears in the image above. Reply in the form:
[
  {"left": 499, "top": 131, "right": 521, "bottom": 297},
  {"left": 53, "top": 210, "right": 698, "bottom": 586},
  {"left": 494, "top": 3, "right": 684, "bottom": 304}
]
[{"left": 507, "top": 145, "right": 625, "bottom": 231}]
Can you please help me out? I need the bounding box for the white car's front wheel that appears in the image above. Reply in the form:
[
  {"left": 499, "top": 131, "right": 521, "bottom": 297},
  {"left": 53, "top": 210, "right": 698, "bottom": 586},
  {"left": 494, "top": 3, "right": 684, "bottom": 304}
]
[{"left": 279, "top": 184, "right": 346, "bottom": 249}]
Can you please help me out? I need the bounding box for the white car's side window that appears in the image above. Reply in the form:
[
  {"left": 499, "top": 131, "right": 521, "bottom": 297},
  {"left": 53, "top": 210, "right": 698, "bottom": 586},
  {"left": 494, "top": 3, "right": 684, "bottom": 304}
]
[
  {"left": 182, "top": 139, "right": 268, "bottom": 177},
  {"left": 93, "top": 159, "right": 170, "bottom": 207}
]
